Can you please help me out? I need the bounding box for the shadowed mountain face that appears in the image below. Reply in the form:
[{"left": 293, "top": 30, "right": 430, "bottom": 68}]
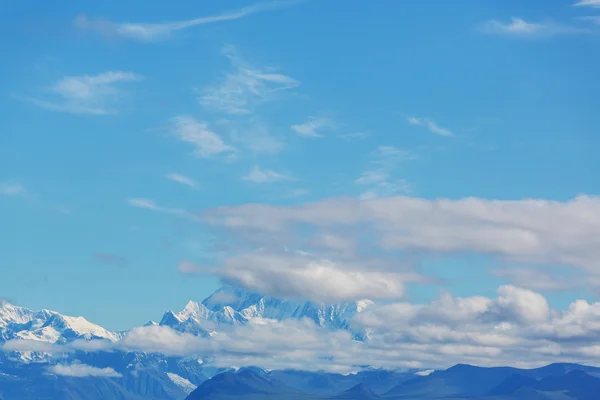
[
  {"left": 333, "top": 383, "right": 380, "bottom": 399},
  {"left": 184, "top": 365, "right": 600, "bottom": 400}
]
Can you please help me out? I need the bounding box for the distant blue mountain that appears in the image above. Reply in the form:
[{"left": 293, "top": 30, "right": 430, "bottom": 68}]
[
  {"left": 183, "top": 364, "right": 600, "bottom": 400},
  {"left": 186, "top": 369, "right": 306, "bottom": 400},
  {"left": 488, "top": 373, "right": 539, "bottom": 395},
  {"left": 383, "top": 363, "right": 521, "bottom": 398},
  {"left": 333, "top": 383, "right": 380, "bottom": 399}
]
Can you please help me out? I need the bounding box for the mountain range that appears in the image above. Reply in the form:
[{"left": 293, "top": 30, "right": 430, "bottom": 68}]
[
  {"left": 2, "top": 288, "right": 600, "bottom": 399},
  {"left": 184, "top": 364, "right": 600, "bottom": 400}
]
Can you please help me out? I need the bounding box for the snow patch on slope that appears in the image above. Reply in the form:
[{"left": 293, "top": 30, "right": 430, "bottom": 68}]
[{"left": 166, "top": 372, "right": 196, "bottom": 394}]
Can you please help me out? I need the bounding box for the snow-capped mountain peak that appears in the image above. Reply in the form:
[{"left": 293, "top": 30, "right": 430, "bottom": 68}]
[
  {"left": 160, "top": 286, "right": 374, "bottom": 336},
  {"left": 2, "top": 287, "right": 373, "bottom": 346},
  {"left": 0, "top": 301, "right": 120, "bottom": 344}
]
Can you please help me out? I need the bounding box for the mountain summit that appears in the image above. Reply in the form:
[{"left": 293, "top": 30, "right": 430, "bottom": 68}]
[{"left": 157, "top": 286, "right": 373, "bottom": 335}]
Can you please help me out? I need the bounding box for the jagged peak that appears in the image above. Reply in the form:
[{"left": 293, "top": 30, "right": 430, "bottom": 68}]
[{"left": 159, "top": 309, "right": 184, "bottom": 326}]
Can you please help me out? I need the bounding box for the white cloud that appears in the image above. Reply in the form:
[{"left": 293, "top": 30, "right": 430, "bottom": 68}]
[
  {"left": 196, "top": 250, "right": 411, "bottom": 302},
  {"left": 242, "top": 165, "right": 291, "bottom": 183},
  {"left": 170, "top": 116, "right": 237, "bottom": 158},
  {"left": 166, "top": 173, "right": 197, "bottom": 189},
  {"left": 74, "top": 0, "right": 304, "bottom": 41},
  {"left": 14, "top": 285, "right": 600, "bottom": 372},
  {"left": 291, "top": 117, "right": 334, "bottom": 138},
  {"left": 199, "top": 46, "right": 300, "bottom": 115},
  {"left": 48, "top": 364, "right": 122, "bottom": 378},
  {"left": 0, "top": 182, "right": 26, "bottom": 196},
  {"left": 575, "top": 0, "right": 600, "bottom": 7},
  {"left": 406, "top": 116, "right": 453, "bottom": 137},
  {"left": 117, "top": 325, "right": 205, "bottom": 355},
  {"left": 480, "top": 17, "right": 588, "bottom": 37},
  {"left": 29, "top": 71, "right": 141, "bottom": 115},
  {"left": 2, "top": 339, "right": 64, "bottom": 353},
  {"left": 201, "top": 195, "right": 600, "bottom": 274}
]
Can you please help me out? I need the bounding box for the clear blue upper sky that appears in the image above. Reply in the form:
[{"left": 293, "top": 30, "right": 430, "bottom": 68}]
[{"left": 1, "top": 0, "right": 599, "bottom": 330}]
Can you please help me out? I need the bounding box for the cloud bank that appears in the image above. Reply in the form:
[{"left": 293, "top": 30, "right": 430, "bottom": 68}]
[{"left": 6, "top": 285, "right": 600, "bottom": 372}]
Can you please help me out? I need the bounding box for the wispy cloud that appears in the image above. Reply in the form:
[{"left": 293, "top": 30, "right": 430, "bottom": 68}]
[
  {"left": 199, "top": 46, "right": 300, "bottom": 115},
  {"left": 581, "top": 16, "right": 600, "bottom": 24},
  {"left": 291, "top": 117, "right": 335, "bottom": 138},
  {"left": 575, "top": 0, "right": 600, "bottom": 7},
  {"left": 177, "top": 260, "right": 204, "bottom": 274},
  {"left": 0, "top": 182, "right": 26, "bottom": 196},
  {"left": 170, "top": 116, "right": 237, "bottom": 158},
  {"left": 480, "top": 17, "right": 589, "bottom": 37},
  {"left": 74, "top": 0, "right": 303, "bottom": 42},
  {"left": 94, "top": 253, "right": 127, "bottom": 267},
  {"left": 28, "top": 71, "right": 142, "bottom": 115},
  {"left": 358, "top": 179, "right": 412, "bottom": 200},
  {"left": 48, "top": 364, "right": 122, "bottom": 378},
  {"left": 242, "top": 165, "right": 292, "bottom": 183},
  {"left": 340, "top": 131, "right": 372, "bottom": 140},
  {"left": 128, "top": 198, "right": 190, "bottom": 219},
  {"left": 166, "top": 173, "right": 197, "bottom": 189},
  {"left": 355, "top": 146, "right": 418, "bottom": 199},
  {"left": 491, "top": 267, "right": 581, "bottom": 292},
  {"left": 216, "top": 118, "right": 286, "bottom": 154},
  {"left": 406, "top": 116, "right": 453, "bottom": 137}
]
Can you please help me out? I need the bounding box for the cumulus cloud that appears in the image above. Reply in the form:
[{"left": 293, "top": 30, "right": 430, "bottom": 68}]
[
  {"left": 170, "top": 116, "right": 237, "bottom": 158},
  {"left": 74, "top": 0, "right": 303, "bottom": 41},
  {"left": 194, "top": 250, "right": 413, "bottom": 302},
  {"left": 9, "top": 286, "right": 600, "bottom": 372},
  {"left": 28, "top": 71, "right": 142, "bottom": 115},
  {"left": 48, "top": 364, "right": 122, "bottom": 378},
  {"left": 480, "top": 17, "right": 588, "bottom": 37},
  {"left": 201, "top": 195, "right": 600, "bottom": 274},
  {"left": 199, "top": 46, "right": 300, "bottom": 115}
]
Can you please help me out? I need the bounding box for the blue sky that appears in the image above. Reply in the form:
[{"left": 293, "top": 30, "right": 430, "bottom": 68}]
[{"left": 1, "top": 0, "right": 600, "bottom": 331}]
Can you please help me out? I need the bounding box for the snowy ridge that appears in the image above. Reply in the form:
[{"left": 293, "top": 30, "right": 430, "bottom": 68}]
[
  {"left": 158, "top": 286, "right": 374, "bottom": 335},
  {"left": 2, "top": 286, "right": 374, "bottom": 346},
  {"left": 0, "top": 300, "right": 121, "bottom": 344}
]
